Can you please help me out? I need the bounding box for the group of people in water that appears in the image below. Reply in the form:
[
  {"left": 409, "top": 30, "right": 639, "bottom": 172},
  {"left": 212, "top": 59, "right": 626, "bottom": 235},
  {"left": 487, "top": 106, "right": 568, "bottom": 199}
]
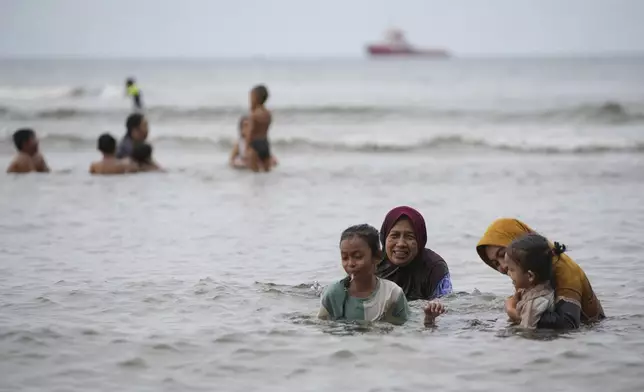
[
  {"left": 5, "top": 79, "right": 605, "bottom": 330},
  {"left": 6, "top": 80, "right": 277, "bottom": 174},
  {"left": 320, "top": 206, "right": 605, "bottom": 329}
]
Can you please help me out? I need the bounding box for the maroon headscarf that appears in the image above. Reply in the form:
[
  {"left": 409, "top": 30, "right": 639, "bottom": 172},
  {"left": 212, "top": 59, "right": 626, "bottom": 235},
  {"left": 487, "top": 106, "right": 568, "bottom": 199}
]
[
  {"left": 376, "top": 206, "right": 450, "bottom": 301},
  {"left": 379, "top": 206, "right": 428, "bottom": 250}
]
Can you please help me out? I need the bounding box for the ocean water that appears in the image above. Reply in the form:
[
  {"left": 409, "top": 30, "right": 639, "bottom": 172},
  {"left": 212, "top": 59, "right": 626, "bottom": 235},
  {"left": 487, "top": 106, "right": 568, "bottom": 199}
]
[{"left": 1, "top": 58, "right": 644, "bottom": 392}]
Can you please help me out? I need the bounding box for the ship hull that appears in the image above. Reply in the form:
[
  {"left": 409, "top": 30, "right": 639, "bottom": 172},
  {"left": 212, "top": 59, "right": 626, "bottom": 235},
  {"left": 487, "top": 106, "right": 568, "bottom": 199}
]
[{"left": 366, "top": 45, "right": 450, "bottom": 58}]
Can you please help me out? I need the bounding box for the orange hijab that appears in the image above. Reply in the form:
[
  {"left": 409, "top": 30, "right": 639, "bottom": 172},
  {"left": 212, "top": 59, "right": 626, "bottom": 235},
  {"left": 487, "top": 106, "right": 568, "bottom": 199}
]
[{"left": 477, "top": 218, "right": 604, "bottom": 322}]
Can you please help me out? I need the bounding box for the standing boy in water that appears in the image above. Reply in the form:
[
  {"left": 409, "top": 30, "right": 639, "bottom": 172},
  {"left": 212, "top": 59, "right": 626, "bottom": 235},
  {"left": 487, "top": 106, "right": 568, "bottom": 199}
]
[
  {"left": 90, "top": 133, "right": 137, "bottom": 175},
  {"left": 6, "top": 128, "right": 50, "bottom": 174},
  {"left": 116, "top": 113, "right": 149, "bottom": 159},
  {"left": 246, "top": 85, "right": 273, "bottom": 172},
  {"left": 125, "top": 77, "right": 143, "bottom": 111}
]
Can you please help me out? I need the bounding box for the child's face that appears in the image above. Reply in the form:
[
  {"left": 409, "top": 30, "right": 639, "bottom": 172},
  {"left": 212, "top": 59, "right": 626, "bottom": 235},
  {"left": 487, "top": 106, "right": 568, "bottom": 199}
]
[
  {"left": 24, "top": 136, "right": 39, "bottom": 155},
  {"left": 504, "top": 254, "right": 533, "bottom": 289},
  {"left": 340, "top": 237, "right": 377, "bottom": 277}
]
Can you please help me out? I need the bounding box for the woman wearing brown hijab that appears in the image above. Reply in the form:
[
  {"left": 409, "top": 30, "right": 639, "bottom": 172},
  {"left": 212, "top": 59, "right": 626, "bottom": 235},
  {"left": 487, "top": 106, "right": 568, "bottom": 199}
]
[
  {"left": 377, "top": 206, "right": 452, "bottom": 324},
  {"left": 477, "top": 218, "right": 605, "bottom": 329}
]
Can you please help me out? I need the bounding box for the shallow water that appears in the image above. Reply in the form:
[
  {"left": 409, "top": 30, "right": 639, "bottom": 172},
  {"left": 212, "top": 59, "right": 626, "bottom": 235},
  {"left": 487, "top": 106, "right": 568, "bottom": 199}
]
[{"left": 2, "top": 59, "right": 644, "bottom": 391}]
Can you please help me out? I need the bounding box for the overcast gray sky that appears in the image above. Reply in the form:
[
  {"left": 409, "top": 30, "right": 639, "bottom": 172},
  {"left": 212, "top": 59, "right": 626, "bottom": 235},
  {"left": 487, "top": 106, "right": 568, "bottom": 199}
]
[{"left": 0, "top": 0, "right": 642, "bottom": 58}]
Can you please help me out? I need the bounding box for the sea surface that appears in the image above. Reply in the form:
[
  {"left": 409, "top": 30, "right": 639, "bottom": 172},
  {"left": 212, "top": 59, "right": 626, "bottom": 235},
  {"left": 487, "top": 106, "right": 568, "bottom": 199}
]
[{"left": 1, "top": 57, "right": 644, "bottom": 392}]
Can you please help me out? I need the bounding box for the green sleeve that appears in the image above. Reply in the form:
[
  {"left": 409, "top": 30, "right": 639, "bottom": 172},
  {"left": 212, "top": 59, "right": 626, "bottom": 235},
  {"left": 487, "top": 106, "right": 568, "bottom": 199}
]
[{"left": 318, "top": 281, "right": 342, "bottom": 320}]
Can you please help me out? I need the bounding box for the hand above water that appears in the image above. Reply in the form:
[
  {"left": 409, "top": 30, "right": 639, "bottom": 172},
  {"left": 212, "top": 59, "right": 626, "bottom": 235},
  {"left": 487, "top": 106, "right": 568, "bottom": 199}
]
[
  {"left": 424, "top": 301, "right": 446, "bottom": 326},
  {"left": 505, "top": 290, "right": 522, "bottom": 323}
]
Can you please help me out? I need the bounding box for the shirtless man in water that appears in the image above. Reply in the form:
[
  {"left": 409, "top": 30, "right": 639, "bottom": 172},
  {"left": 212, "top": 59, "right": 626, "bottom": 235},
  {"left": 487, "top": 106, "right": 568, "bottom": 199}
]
[
  {"left": 90, "top": 133, "right": 137, "bottom": 175},
  {"left": 6, "top": 128, "right": 50, "bottom": 174},
  {"left": 246, "top": 85, "right": 273, "bottom": 172}
]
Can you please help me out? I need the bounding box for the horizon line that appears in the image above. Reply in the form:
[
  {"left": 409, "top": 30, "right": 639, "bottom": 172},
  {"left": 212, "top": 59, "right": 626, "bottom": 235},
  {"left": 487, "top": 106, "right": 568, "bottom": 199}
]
[{"left": 1, "top": 51, "right": 644, "bottom": 61}]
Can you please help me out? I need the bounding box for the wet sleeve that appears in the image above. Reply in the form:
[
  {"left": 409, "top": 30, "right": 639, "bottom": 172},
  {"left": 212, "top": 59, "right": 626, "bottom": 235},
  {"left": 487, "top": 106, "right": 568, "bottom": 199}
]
[
  {"left": 388, "top": 291, "right": 410, "bottom": 325},
  {"left": 432, "top": 273, "right": 453, "bottom": 298},
  {"left": 536, "top": 299, "right": 581, "bottom": 330},
  {"left": 317, "top": 286, "right": 335, "bottom": 320}
]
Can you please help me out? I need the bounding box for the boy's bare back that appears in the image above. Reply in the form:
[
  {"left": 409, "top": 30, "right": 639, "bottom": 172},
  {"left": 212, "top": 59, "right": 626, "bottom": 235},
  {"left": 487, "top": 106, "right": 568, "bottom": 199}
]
[
  {"left": 249, "top": 108, "right": 272, "bottom": 141},
  {"left": 89, "top": 158, "right": 136, "bottom": 175}
]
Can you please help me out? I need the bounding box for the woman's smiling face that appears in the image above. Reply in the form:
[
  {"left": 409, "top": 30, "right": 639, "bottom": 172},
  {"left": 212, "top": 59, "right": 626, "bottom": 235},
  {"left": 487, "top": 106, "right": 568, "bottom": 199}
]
[{"left": 384, "top": 218, "right": 419, "bottom": 266}]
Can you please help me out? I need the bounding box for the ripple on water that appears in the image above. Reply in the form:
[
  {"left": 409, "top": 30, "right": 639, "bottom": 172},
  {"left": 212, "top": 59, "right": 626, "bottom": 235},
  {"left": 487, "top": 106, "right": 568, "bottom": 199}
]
[
  {"left": 118, "top": 357, "right": 148, "bottom": 369},
  {"left": 212, "top": 332, "right": 247, "bottom": 344},
  {"left": 560, "top": 349, "right": 589, "bottom": 359},
  {"left": 330, "top": 349, "right": 356, "bottom": 360},
  {"left": 529, "top": 357, "right": 553, "bottom": 365},
  {"left": 151, "top": 343, "right": 180, "bottom": 352}
]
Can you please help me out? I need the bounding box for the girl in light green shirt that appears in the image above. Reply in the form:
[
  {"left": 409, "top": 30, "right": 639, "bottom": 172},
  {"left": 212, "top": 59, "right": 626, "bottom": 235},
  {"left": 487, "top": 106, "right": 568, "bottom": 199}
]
[{"left": 318, "top": 224, "right": 409, "bottom": 325}]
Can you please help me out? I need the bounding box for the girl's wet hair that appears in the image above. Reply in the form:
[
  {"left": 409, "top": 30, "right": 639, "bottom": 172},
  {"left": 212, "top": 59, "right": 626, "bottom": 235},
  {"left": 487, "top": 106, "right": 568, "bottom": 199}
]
[
  {"left": 506, "top": 233, "right": 566, "bottom": 285},
  {"left": 339, "top": 224, "right": 381, "bottom": 258}
]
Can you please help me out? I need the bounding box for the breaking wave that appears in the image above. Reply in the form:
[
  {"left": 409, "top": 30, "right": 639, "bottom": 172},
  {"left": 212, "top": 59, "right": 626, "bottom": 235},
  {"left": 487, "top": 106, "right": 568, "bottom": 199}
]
[
  {"left": 1, "top": 101, "right": 643, "bottom": 125},
  {"left": 2, "top": 133, "right": 642, "bottom": 155}
]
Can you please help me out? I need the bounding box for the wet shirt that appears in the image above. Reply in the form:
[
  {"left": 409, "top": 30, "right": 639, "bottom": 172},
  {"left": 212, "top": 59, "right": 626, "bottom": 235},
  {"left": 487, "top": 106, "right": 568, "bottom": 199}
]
[
  {"left": 318, "top": 278, "right": 409, "bottom": 325},
  {"left": 116, "top": 136, "right": 134, "bottom": 159},
  {"left": 517, "top": 283, "right": 555, "bottom": 329}
]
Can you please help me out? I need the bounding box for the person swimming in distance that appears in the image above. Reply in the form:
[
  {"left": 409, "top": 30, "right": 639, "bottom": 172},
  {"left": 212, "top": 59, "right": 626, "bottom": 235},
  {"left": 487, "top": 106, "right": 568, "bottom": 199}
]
[
  {"left": 130, "top": 143, "right": 162, "bottom": 172},
  {"left": 125, "top": 77, "right": 143, "bottom": 111},
  {"left": 116, "top": 113, "right": 149, "bottom": 159},
  {"left": 90, "top": 133, "right": 138, "bottom": 175},
  {"left": 318, "top": 224, "right": 409, "bottom": 325},
  {"left": 229, "top": 115, "right": 278, "bottom": 169},
  {"left": 6, "top": 128, "right": 50, "bottom": 174},
  {"left": 246, "top": 85, "right": 274, "bottom": 172}
]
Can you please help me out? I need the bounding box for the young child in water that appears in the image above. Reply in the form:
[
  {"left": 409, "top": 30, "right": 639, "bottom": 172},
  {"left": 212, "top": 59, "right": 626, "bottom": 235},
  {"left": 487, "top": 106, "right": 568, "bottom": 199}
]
[
  {"left": 6, "top": 128, "right": 50, "bottom": 174},
  {"left": 229, "top": 115, "right": 278, "bottom": 169},
  {"left": 229, "top": 116, "right": 250, "bottom": 169},
  {"left": 504, "top": 233, "right": 562, "bottom": 329},
  {"left": 90, "top": 133, "right": 137, "bottom": 175},
  {"left": 318, "top": 224, "right": 409, "bottom": 325},
  {"left": 130, "top": 143, "right": 162, "bottom": 172}
]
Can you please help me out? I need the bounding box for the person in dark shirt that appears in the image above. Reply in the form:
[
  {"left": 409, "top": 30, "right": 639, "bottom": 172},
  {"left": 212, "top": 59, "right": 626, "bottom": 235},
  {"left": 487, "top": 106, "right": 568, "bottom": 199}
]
[{"left": 116, "top": 113, "right": 149, "bottom": 159}]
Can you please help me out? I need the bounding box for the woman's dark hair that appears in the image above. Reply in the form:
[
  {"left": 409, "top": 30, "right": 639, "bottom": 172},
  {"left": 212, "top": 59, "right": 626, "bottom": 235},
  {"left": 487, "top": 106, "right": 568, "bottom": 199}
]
[
  {"left": 506, "top": 233, "right": 566, "bottom": 285},
  {"left": 131, "top": 143, "right": 153, "bottom": 164},
  {"left": 339, "top": 224, "right": 381, "bottom": 259}
]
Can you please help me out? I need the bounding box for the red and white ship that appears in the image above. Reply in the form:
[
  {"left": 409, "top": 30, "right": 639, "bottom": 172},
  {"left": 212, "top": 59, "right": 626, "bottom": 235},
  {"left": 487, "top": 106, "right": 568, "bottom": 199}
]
[{"left": 366, "top": 29, "right": 450, "bottom": 58}]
